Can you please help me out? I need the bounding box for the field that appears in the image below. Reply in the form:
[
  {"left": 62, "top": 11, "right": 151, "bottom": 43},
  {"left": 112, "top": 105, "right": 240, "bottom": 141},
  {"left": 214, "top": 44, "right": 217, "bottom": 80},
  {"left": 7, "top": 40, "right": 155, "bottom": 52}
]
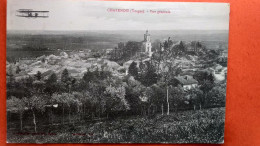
[{"left": 7, "top": 107, "right": 225, "bottom": 144}]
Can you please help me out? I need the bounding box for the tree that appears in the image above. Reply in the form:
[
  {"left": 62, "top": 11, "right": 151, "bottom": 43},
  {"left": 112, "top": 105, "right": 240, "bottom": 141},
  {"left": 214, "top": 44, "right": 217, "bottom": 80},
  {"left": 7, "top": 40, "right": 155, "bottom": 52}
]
[
  {"left": 154, "top": 37, "right": 183, "bottom": 115},
  {"left": 35, "top": 71, "right": 42, "bottom": 80},
  {"left": 162, "top": 37, "right": 173, "bottom": 50},
  {"left": 187, "top": 87, "right": 204, "bottom": 110},
  {"left": 32, "top": 80, "right": 45, "bottom": 94},
  {"left": 7, "top": 65, "right": 15, "bottom": 88},
  {"left": 124, "top": 41, "right": 140, "bottom": 59},
  {"left": 72, "top": 92, "right": 87, "bottom": 122},
  {"left": 99, "top": 67, "right": 112, "bottom": 80},
  {"left": 193, "top": 71, "right": 214, "bottom": 85},
  {"left": 61, "top": 69, "right": 74, "bottom": 93},
  {"left": 168, "top": 85, "right": 186, "bottom": 111},
  {"left": 144, "top": 85, "right": 166, "bottom": 117},
  {"left": 160, "top": 61, "right": 180, "bottom": 115},
  {"left": 151, "top": 39, "right": 161, "bottom": 52},
  {"left": 15, "top": 66, "right": 21, "bottom": 74},
  {"left": 51, "top": 93, "right": 65, "bottom": 124},
  {"left": 88, "top": 81, "right": 106, "bottom": 119},
  {"left": 44, "top": 73, "right": 58, "bottom": 125},
  {"left": 7, "top": 96, "right": 26, "bottom": 131},
  {"left": 6, "top": 66, "right": 16, "bottom": 98},
  {"left": 23, "top": 95, "right": 46, "bottom": 133},
  {"left": 45, "top": 73, "right": 58, "bottom": 94},
  {"left": 128, "top": 61, "right": 138, "bottom": 79},
  {"left": 139, "top": 61, "right": 146, "bottom": 75},
  {"left": 175, "top": 67, "right": 182, "bottom": 76},
  {"left": 200, "top": 80, "right": 215, "bottom": 108},
  {"left": 61, "top": 69, "right": 70, "bottom": 83},
  {"left": 178, "top": 41, "right": 186, "bottom": 53},
  {"left": 82, "top": 69, "right": 94, "bottom": 83},
  {"left": 9, "top": 76, "right": 34, "bottom": 99},
  {"left": 51, "top": 93, "right": 76, "bottom": 124},
  {"left": 125, "top": 76, "right": 144, "bottom": 115},
  {"left": 207, "top": 85, "right": 226, "bottom": 107},
  {"left": 150, "top": 84, "right": 166, "bottom": 115},
  {"left": 139, "top": 61, "right": 158, "bottom": 86},
  {"left": 144, "top": 87, "right": 155, "bottom": 116},
  {"left": 46, "top": 73, "right": 57, "bottom": 84},
  {"left": 65, "top": 93, "right": 80, "bottom": 124},
  {"left": 104, "top": 84, "right": 129, "bottom": 118}
]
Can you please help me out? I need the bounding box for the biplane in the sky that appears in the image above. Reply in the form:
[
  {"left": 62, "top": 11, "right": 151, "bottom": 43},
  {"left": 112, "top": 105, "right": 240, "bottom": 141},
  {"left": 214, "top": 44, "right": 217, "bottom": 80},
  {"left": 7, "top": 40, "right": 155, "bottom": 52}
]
[{"left": 16, "top": 9, "right": 49, "bottom": 18}]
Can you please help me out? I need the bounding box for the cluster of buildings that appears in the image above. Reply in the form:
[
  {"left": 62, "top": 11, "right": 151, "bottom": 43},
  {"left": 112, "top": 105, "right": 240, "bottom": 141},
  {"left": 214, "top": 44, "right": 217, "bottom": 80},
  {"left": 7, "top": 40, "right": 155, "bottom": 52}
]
[{"left": 8, "top": 30, "right": 228, "bottom": 93}]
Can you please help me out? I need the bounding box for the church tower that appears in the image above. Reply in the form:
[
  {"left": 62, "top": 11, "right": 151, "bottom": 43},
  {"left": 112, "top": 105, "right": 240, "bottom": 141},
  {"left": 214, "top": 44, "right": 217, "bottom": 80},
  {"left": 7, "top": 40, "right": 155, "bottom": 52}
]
[
  {"left": 144, "top": 30, "right": 151, "bottom": 42},
  {"left": 143, "top": 30, "right": 152, "bottom": 57}
]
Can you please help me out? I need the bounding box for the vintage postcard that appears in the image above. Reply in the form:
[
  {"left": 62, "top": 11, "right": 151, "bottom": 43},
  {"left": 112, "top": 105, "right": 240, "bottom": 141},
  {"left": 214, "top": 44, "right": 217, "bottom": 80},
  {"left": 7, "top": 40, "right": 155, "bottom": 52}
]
[{"left": 6, "top": 0, "right": 230, "bottom": 143}]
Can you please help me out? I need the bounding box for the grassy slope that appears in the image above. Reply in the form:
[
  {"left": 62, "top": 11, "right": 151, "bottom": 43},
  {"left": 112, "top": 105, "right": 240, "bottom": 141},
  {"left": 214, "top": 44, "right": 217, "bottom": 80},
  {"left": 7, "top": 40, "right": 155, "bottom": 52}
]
[{"left": 7, "top": 107, "right": 225, "bottom": 144}]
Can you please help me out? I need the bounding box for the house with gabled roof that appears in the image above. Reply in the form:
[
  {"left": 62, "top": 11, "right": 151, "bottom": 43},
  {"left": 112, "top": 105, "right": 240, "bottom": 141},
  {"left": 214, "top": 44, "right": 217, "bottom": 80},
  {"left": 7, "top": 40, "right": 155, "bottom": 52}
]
[{"left": 174, "top": 75, "right": 198, "bottom": 90}]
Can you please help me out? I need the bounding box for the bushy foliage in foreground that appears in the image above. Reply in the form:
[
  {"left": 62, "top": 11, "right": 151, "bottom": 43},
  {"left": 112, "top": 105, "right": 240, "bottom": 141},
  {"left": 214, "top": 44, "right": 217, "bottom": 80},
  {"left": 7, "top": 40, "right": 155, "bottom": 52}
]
[{"left": 7, "top": 107, "right": 225, "bottom": 143}]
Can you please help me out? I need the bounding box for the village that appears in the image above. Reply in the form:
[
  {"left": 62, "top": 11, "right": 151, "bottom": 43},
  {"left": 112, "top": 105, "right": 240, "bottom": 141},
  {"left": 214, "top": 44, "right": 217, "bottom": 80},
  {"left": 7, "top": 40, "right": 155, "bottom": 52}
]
[
  {"left": 7, "top": 30, "right": 227, "bottom": 88},
  {"left": 6, "top": 30, "right": 227, "bottom": 143}
]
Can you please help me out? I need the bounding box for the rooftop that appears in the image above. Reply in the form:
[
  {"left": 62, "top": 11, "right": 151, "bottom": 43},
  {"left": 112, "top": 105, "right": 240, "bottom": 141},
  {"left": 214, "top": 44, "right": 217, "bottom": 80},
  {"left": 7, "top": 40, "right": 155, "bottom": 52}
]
[{"left": 174, "top": 75, "right": 198, "bottom": 85}]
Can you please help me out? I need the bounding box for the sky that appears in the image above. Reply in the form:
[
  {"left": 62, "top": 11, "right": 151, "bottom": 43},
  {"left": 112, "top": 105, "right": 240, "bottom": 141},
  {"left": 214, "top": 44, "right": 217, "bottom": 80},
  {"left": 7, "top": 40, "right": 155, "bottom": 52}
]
[{"left": 7, "top": 0, "right": 230, "bottom": 31}]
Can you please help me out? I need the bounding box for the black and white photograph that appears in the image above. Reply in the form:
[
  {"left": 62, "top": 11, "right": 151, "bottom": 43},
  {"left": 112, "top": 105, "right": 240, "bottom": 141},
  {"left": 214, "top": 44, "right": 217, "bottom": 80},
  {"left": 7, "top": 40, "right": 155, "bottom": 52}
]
[{"left": 6, "top": 0, "right": 230, "bottom": 143}]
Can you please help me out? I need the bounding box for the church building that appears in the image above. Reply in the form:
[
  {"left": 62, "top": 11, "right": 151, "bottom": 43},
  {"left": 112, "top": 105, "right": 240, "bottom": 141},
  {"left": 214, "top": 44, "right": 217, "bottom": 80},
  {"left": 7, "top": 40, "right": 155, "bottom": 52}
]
[{"left": 142, "top": 30, "right": 153, "bottom": 57}]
